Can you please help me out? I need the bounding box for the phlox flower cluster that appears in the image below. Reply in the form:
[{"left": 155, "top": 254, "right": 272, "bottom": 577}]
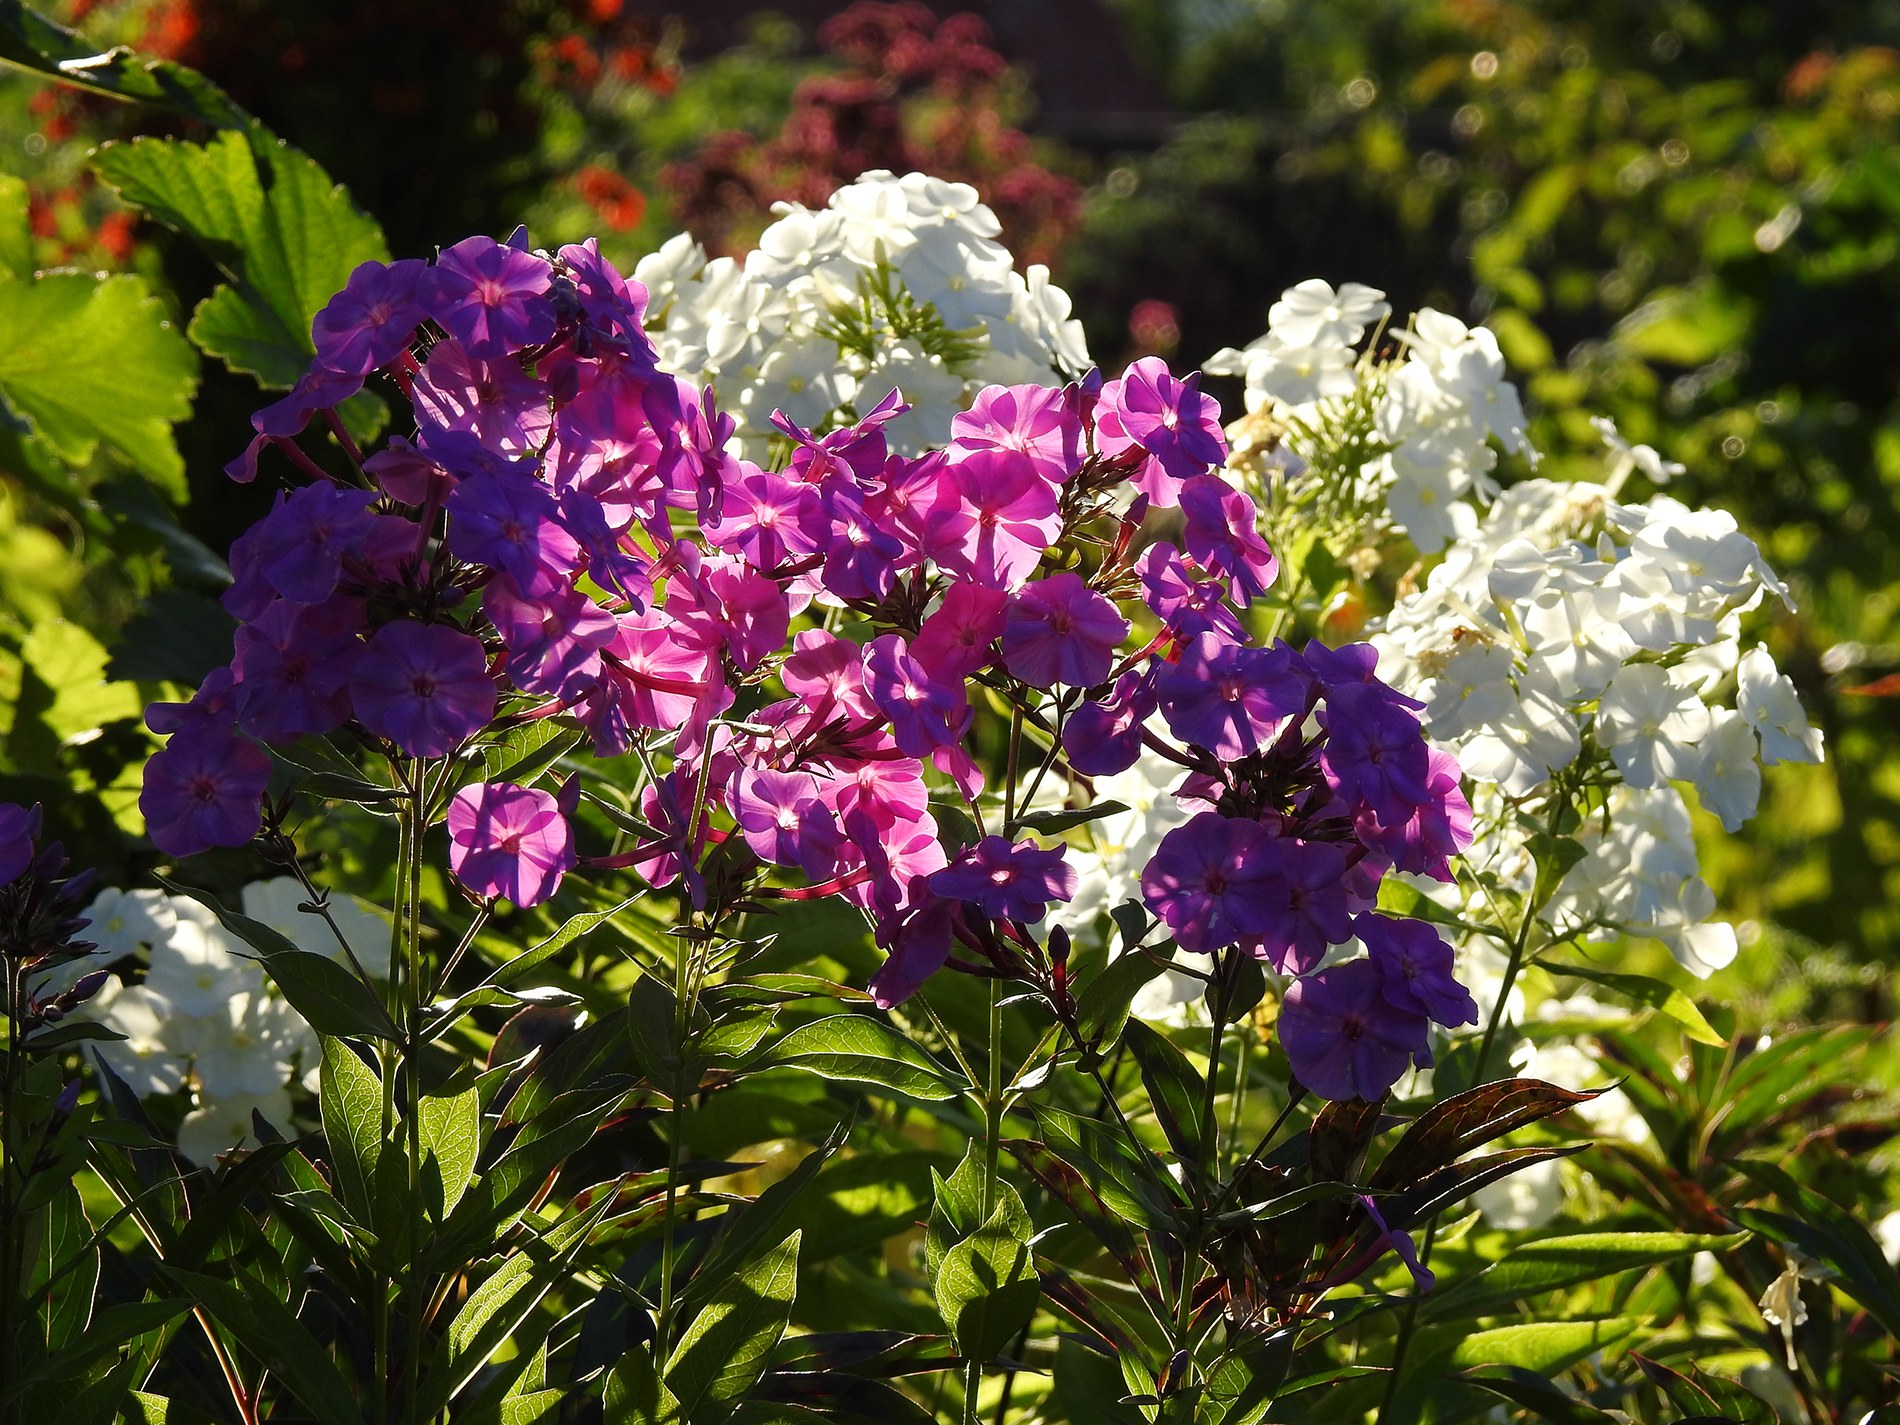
[
  {"left": 634, "top": 170, "right": 1089, "bottom": 454},
  {"left": 1370, "top": 447, "right": 1822, "bottom": 977},
  {"left": 1208, "top": 279, "right": 1534, "bottom": 553},
  {"left": 75, "top": 879, "right": 385, "bottom": 1164},
  {"left": 138, "top": 203, "right": 1482, "bottom": 1105}
]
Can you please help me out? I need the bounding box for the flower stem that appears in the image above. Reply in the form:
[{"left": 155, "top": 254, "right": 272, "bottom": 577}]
[{"left": 962, "top": 975, "right": 1007, "bottom": 1425}]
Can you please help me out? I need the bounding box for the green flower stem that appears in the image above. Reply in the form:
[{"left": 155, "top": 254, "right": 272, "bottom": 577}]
[
  {"left": 963, "top": 975, "right": 1007, "bottom": 1425},
  {"left": 401, "top": 759, "right": 427, "bottom": 1424},
  {"left": 1, "top": 959, "right": 18, "bottom": 1425}
]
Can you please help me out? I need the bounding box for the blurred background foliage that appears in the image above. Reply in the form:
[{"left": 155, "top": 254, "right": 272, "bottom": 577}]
[{"left": 1, "top": 0, "right": 1897, "bottom": 993}]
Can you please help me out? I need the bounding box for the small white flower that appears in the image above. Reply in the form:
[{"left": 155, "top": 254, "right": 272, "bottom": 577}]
[
  {"left": 241, "top": 877, "right": 391, "bottom": 980},
  {"left": 1595, "top": 663, "right": 1712, "bottom": 789},
  {"left": 1692, "top": 707, "right": 1763, "bottom": 833},
  {"left": 79, "top": 887, "right": 177, "bottom": 959},
  {"left": 1737, "top": 644, "right": 1823, "bottom": 765},
  {"left": 87, "top": 980, "right": 189, "bottom": 1097},
  {"left": 176, "top": 1087, "right": 296, "bottom": 1168},
  {"left": 143, "top": 899, "right": 263, "bottom": 1018},
  {"left": 1266, "top": 278, "right": 1389, "bottom": 348}
]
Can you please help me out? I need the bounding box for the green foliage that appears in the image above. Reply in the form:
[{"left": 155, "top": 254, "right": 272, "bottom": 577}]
[
  {"left": 0, "top": 248, "right": 198, "bottom": 495},
  {"left": 91, "top": 129, "right": 388, "bottom": 389}
]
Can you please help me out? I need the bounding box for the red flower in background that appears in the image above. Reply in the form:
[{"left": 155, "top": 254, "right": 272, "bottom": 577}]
[{"left": 662, "top": 2, "right": 1081, "bottom": 267}]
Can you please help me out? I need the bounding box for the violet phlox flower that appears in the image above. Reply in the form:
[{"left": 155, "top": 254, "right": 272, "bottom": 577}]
[
  {"left": 1063, "top": 668, "right": 1159, "bottom": 777},
  {"left": 912, "top": 583, "right": 1008, "bottom": 681},
  {"left": 929, "top": 447, "right": 1063, "bottom": 591},
  {"left": 1140, "top": 810, "right": 1280, "bottom": 954},
  {"left": 950, "top": 382, "right": 1083, "bottom": 484},
  {"left": 140, "top": 726, "right": 272, "bottom": 858},
  {"left": 249, "top": 484, "right": 381, "bottom": 605},
  {"left": 1179, "top": 474, "right": 1278, "bottom": 604},
  {"left": 1278, "top": 957, "right": 1432, "bottom": 1102},
  {"left": 864, "top": 634, "right": 971, "bottom": 759},
  {"left": 233, "top": 597, "right": 362, "bottom": 743},
  {"left": 420, "top": 234, "right": 557, "bottom": 360},
  {"left": 1356, "top": 912, "right": 1478, "bottom": 1028},
  {"left": 731, "top": 766, "right": 836, "bottom": 870},
  {"left": 412, "top": 339, "right": 554, "bottom": 455},
  {"left": 1001, "top": 572, "right": 1130, "bottom": 691},
  {"left": 705, "top": 462, "right": 827, "bottom": 571},
  {"left": 446, "top": 779, "right": 576, "bottom": 907},
  {"left": 1157, "top": 634, "right": 1316, "bottom": 763},
  {"left": 349, "top": 620, "right": 497, "bottom": 758},
  {"left": 311, "top": 258, "right": 428, "bottom": 376},
  {"left": 447, "top": 467, "right": 582, "bottom": 598},
  {"left": 1243, "top": 836, "right": 1354, "bottom": 975},
  {"left": 930, "top": 836, "right": 1078, "bottom": 923},
  {"left": 1136, "top": 542, "right": 1245, "bottom": 644},
  {"left": 484, "top": 578, "right": 618, "bottom": 701},
  {"left": 1095, "top": 356, "right": 1228, "bottom": 504},
  {"left": 868, "top": 889, "right": 959, "bottom": 1009},
  {"left": 0, "top": 802, "right": 42, "bottom": 885}
]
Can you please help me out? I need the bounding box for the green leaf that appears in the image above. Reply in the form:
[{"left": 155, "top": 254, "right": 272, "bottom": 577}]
[
  {"left": 29, "top": 1182, "right": 97, "bottom": 1353},
  {"left": 91, "top": 129, "right": 386, "bottom": 388},
  {"left": 0, "top": 174, "right": 30, "bottom": 281},
  {"left": 18, "top": 619, "right": 141, "bottom": 747},
  {"left": 1463, "top": 1367, "right": 1623, "bottom": 1424},
  {"left": 1124, "top": 1020, "right": 1210, "bottom": 1167},
  {"left": 318, "top": 1037, "right": 384, "bottom": 1227},
  {"left": 0, "top": 272, "right": 197, "bottom": 491},
  {"left": 1536, "top": 959, "right": 1727, "bottom": 1047},
  {"left": 1012, "top": 799, "right": 1129, "bottom": 836},
  {"left": 159, "top": 1266, "right": 366, "bottom": 1425},
  {"left": 934, "top": 1200, "right": 1039, "bottom": 1363},
  {"left": 417, "top": 1193, "right": 614, "bottom": 1419},
  {"left": 0, "top": 1, "right": 248, "bottom": 129},
  {"left": 1422, "top": 1232, "right": 1744, "bottom": 1321},
  {"left": 479, "top": 720, "right": 584, "bottom": 786},
  {"left": 768, "top": 1014, "right": 959, "bottom": 1101},
  {"left": 666, "top": 1229, "right": 801, "bottom": 1425},
  {"left": 1074, "top": 946, "right": 1170, "bottom": 1050},
  {"left": 418, "top": 1085, "right": 481, "bottom": 1220},
  {"left": 1444, "top": 1318, "right": 1640, "bottom": 1373}
]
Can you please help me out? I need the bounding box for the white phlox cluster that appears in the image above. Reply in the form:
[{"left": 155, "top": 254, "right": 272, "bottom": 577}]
[
  {"left": 77, "top": 878, "right": 389, "bottom": 1165},
  {"left": 1206, "top": 280, "right": 1534, "bottom": 552},
  {"left": 1371, "top": 450, "right": 1822, "bottom": 979},
  {"left": 635, "top": 170, "right": 1090, "bottom": 455}
]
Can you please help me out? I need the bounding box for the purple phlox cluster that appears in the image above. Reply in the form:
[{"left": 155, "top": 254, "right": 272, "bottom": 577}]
[
  {"left": 1106, "top": 630, "right": 1475, "bottom": 1101},
  {"left": 143, "top": 223, "right": 1467, "bottom": 1069},
  {"left": 0, "top": 804, "right": 110, "bottom": 1025}
]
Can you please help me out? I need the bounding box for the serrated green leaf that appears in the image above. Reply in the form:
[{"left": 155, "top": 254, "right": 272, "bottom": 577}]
[
  {"left": 666, "top": 1229, "right": 801, "bottom": 1424},
  {"left": 769, "top": 1014, "right": 959, "bottom": 1101},
  {"left": 0, "top": 1, "right": 248, "bottom": 128},
  {"left": 0, "top": 272, "right": 197, "bottom": 491},
  {"left": 91, "top": 129, "right": 386, "bottom": 388}
]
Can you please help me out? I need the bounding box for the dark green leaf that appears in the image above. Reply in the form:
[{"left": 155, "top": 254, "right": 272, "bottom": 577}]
[
  {"left": 1125, "top": 1020, "right": 1210, "bottom": 1168},
  {"left": 160, "top": 1266, "right": 366, "bottom": 1425},
  {"left": 1012, "top": 800, "right": 1129, "bottom": 835}
]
